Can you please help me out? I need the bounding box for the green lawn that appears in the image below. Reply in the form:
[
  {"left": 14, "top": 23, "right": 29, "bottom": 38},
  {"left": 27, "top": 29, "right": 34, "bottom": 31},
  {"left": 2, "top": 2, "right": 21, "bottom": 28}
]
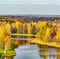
[{"left": 0, "top": 49, "right": 16, "bottom": 57}]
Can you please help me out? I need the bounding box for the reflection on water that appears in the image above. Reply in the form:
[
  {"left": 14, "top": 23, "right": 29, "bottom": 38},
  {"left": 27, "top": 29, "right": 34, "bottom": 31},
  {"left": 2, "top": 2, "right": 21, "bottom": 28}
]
[
  {"left": 14, "top": 45, "right": 40, "bottom": 59},
  {"left": 13, "top": 44, "right": 60, "bottom": 59},
  {"left": 4, "top": 44, "right": 60, "bottom": 59}
]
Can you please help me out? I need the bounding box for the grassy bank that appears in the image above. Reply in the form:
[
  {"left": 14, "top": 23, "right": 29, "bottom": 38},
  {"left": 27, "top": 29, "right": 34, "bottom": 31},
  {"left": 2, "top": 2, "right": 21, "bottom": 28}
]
[{"left": 0, "top": 49, "right": 16, "bottom": 57}]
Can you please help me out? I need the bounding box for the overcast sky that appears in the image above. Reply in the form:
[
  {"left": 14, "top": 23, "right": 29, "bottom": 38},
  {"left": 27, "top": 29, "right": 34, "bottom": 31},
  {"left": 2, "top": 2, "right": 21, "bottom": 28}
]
[{"left": 0, "top": 0, "right": 60, "bottom": 15}]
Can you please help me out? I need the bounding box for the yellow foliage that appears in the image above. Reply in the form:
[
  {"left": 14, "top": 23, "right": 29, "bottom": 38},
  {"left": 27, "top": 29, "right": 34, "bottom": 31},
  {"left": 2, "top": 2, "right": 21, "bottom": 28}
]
[
  {"left": 0, "top": 26, "right": 5, "bottom": 39},
  {"left": 45, "top": 28, "right": 51, "bottom": 36},
  {"left": 41, "top": 21, "right": 47, "bottom": 26},
  {"left": 12, "top": 23, "right": 16, "bottom": 28},
  {"left": 56, "top": 35, "right": 60, "bottom": 40},
  {"left": 37, "top": 23, "right": 41, "bottom": 28},
  {"left": 15, "top": 21, "right": 20, "bottom": 29},
  {"left": 5, "top": 23, "right": 11, "bottom": 35},
  {"left": 5, "top": 36, "right": 12, "bottom": 50},
  {"left": 56, "top": 28, "right": 60, "bottom": 40},
  {"left": 27, "top": 23, "right": 31, "bottom": 34},
  {"left": 52, "top": 23, "right": 56, "bottom": 27},
  {"left": 38, "top": 21, "right": 47, "bottom": 28}
]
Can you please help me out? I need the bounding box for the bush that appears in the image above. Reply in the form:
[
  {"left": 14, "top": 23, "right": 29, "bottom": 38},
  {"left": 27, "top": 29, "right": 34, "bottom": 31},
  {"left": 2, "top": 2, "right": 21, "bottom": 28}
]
[{"left": 11, "top": 44, "right": 18, "bottom": 50}]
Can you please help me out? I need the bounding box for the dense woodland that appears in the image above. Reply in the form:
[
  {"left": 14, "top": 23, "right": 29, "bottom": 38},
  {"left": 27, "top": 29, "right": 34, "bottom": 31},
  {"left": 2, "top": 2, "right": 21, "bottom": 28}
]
[
  {"left": 0, "top": 15, "right": 60, "bottom": 50},
  {"left": 0, "top": 15, "right": 60, "bottom": 22}
]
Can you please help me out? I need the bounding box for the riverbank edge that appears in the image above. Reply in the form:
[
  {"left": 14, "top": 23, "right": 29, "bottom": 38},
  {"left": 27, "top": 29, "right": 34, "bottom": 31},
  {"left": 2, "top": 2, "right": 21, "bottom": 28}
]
[
  {"left": 30, "top": 39, "right": 60, "bottom": 48},
  {"left": 0, "top": 49, "right": 16, "bottom": 57}
]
